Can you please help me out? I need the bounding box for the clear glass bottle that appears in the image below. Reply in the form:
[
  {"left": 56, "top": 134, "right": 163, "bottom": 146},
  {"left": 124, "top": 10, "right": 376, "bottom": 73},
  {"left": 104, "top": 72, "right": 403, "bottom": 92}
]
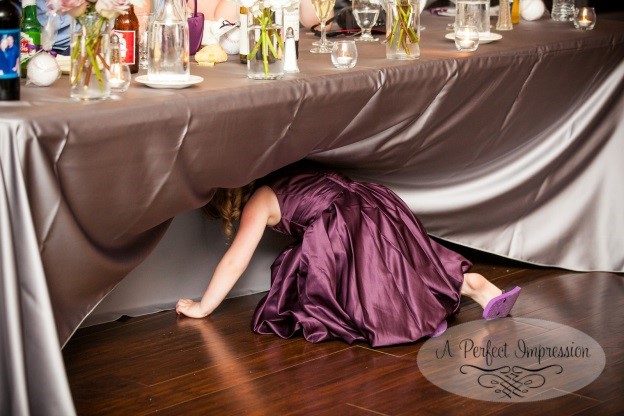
[{"left": 147, "top": 0, "right": 190, "bottom": 82}]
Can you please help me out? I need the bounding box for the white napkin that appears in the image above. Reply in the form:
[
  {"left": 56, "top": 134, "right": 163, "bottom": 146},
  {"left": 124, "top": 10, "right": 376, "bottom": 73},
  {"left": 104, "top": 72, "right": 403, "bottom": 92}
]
[{"left": 202, "top": 19, "right": 240, "bottom": 55}]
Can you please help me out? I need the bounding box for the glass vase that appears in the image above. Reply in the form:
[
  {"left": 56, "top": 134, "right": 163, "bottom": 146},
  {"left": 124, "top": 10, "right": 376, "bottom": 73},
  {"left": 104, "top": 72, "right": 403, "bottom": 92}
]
[
  {"left": 70, "top": 11, "right": 111, "bottom": 101},
  {"left": 385, "top": 0, "right": 420, "bottom": 60},
  {"left": 247, "top": 7, "right": 284, "bottom": 80}
]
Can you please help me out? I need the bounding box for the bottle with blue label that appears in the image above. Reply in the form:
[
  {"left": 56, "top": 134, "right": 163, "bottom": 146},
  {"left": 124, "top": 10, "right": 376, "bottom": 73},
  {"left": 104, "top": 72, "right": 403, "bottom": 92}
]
[{"left": 1, "top": 0, "right": 20, "bottom": 100}]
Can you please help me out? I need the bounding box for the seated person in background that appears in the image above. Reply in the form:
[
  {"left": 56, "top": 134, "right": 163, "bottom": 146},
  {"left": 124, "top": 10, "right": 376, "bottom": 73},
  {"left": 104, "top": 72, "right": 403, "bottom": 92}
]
[
  {"left": 10, "top": 0, "right": 72, "bottom": 55},
  {"left": 198, "top": 0, "right": 327, "bottom": 28}
]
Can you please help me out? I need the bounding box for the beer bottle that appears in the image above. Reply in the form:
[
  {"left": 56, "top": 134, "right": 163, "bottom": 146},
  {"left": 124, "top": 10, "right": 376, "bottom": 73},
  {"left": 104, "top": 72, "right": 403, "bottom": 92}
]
[{"left": 114, "top": 5, "right": 140, "bottom": 73}]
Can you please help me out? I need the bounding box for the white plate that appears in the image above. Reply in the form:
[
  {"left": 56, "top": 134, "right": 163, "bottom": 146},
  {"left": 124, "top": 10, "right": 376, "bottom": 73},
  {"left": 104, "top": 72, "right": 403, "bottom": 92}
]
[
  {"left": 445, "top": 32, "right": 502, "bottom": 44},
  {"left": 135, "top": 75, "right": 204, "bottom": 89}
]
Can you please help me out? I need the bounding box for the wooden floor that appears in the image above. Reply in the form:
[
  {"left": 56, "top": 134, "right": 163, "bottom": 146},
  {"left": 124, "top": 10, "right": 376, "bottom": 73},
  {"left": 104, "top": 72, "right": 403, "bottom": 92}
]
[{"left": 63, "top": 245, "right": 623, "bottom": 415}]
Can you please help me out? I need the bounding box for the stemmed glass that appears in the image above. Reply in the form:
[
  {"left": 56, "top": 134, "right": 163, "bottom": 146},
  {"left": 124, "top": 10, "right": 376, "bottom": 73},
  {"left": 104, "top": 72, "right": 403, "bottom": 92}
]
[
  {"left": 310, "top": 0, "right": 336, "bottom": 53},
  {"left": 352, "top": 0, "right": 381, "bottom": 42}
]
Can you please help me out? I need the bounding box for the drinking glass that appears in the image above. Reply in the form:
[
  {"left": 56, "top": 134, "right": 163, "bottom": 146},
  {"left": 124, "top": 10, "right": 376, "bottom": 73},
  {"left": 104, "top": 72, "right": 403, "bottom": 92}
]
[
  {"left": 551, "top": 0, "right": 575, "bottom": 22},
  {"left": 455, "top": 0, "right": 490, "bottom": 36},
  {"left": 353, "top": 0, "right": 381, "bottom": 42},
  {"left": 311, "top": 0, "right": 336, "bottom": 53},
  {"left": 137, "top": 13, "right": 153, "bottom": 70}
]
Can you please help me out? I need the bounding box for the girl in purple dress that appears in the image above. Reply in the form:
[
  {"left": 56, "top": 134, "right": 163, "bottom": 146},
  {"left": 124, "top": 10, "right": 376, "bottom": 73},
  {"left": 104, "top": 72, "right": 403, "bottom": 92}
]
[{"left": 176, "top": 163, "right": 521, "bottom": 346}]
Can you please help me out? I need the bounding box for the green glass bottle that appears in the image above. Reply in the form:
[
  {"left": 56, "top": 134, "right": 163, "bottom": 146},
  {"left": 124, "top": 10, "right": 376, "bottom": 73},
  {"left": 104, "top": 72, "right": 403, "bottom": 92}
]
[{"left": 20, "top": 0, "right": 41, "bottom": 76}]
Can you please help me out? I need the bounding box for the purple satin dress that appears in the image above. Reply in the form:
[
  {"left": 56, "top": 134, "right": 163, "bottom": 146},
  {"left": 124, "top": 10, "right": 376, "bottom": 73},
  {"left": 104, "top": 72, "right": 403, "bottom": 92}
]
[{"left": 251, "top": 167, "right": 471, "bottom": 347}]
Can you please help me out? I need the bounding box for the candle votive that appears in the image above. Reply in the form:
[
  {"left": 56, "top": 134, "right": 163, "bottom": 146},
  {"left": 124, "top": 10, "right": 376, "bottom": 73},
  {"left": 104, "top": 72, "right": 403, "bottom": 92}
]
[
  {"left": 109, "top": 63, "right": 131, "bottom": 93},
  {"left": 573, "top": 7, "right": 596, "bottom": 30},
  {"left": 331, "top": 40, "right": 358, "bottom": 69},
  {"left": 454, "top": 25, "right": 480, "bottom": 52}
]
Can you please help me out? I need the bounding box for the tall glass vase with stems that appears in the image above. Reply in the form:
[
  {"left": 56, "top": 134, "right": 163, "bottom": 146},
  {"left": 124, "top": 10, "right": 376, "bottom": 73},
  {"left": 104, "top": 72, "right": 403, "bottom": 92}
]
[
  {"left": 70, "top": 9, "right": 111, "bottom": 100},
  {"left": 353, "top": 0, "right": 381, "bottom": 42},
  {"left": 247, "top": 7, "right": 284, "bottom": 79},
  {"left": 385, "top": 0, "right": 420, "bottom": 60},
  {"left": 310, "top": 0, "right": 336, "bottom": 53}
]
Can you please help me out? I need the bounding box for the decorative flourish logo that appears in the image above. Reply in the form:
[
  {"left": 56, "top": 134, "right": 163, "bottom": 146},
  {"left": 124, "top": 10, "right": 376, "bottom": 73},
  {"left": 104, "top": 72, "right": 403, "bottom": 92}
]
[
  {"left": 417, "top": 318, "right": 605, "bottom": 403},
  {"left": 459, "top": 364, "right": 563, "bottom": 399}
]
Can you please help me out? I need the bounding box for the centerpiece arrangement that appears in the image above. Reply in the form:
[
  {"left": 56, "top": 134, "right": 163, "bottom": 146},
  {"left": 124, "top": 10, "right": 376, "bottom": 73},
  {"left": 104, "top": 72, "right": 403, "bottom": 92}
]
[
  {"left": 239, "top": 0, "right": 298, "bottom": 79},
  {"left": 46, "top": 0, "right": 144, "bottom": 100}
]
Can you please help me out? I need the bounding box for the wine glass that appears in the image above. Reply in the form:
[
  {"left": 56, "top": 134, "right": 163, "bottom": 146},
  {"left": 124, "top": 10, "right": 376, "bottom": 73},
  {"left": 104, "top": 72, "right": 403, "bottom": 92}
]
[
  {"left": 310, "top": 0, "right": 336, "bottom": 53},
  {"left": 352, "top": 0, "right": 381, "bottom": 42}
]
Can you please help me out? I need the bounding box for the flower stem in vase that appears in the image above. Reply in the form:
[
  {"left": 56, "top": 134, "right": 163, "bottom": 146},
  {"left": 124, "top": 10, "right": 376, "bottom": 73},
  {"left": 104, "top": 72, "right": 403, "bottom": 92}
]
[
  {"left": 247, "top": 7, "right": 284, "bottom": 80},
  {"left": 386, "top": 0, "right": 420, "bottom": 60},
  {"left": 70, "top": 10, "right": 111, "bottom": 100}
]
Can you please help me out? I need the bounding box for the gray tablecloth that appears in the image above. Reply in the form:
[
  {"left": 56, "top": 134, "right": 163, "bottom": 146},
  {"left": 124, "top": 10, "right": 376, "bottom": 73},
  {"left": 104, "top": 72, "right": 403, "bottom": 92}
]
[{"left": 1, "top": 13, "right": 623, "bottom": 415}]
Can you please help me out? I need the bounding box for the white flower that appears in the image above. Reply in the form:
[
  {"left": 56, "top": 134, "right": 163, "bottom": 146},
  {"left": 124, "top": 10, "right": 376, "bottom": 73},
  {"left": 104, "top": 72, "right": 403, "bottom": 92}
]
[
  {"left": 236, "top": 0, "right": 297, "bottom": 11},
  {"left": 95, "top": 0, "right": 129, "bottom": 19}
]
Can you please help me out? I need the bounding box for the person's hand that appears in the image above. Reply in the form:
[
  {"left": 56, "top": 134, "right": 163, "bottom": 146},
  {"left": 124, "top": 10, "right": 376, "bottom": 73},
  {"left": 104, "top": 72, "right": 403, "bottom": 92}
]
[{"left": 176, "top": 298, "right": 209, "bottom": 318}]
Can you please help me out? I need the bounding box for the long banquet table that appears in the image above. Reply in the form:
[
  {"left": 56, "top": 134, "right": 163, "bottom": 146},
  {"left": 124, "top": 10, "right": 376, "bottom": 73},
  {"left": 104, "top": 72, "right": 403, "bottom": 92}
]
[{"left": 1, "top": 12, "right": 624, "bottom": 415}]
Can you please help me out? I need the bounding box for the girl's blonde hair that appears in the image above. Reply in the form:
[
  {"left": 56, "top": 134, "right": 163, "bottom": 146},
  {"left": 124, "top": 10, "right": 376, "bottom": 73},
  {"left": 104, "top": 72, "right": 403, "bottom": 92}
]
[{"left": 203, "top": 182, "right": 256, "bottom": 239}]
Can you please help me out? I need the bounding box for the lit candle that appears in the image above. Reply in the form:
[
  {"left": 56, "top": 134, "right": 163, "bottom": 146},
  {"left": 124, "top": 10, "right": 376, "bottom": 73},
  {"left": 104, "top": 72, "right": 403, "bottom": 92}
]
[
  {"left": 109, "top": 78, "right": 126, "bottom": 88},
  {"left": 458, "top": 37, "right": 474, "bottom": 49},
  {"left": 336, "top": 56, "right": 353, "bottom": 66},
  {"left": 578, "top": 9, "right": 590, "bottom": 27},
  {"left": 574, "top": 7, "right": 596, "bottom": 30}
]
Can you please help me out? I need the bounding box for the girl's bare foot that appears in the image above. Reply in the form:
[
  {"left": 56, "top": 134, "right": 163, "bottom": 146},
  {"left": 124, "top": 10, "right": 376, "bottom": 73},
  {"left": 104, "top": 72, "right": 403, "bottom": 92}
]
[{"left": 460, "top": 273, "right": 503, "bottom": 310}]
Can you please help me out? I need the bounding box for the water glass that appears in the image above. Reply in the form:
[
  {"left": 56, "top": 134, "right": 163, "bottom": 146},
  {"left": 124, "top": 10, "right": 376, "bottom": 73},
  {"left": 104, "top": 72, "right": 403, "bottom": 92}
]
[
  {"left": 454, "top": 25, "right": 479, "bottom": 51},
  {"left": 455, "top": 0, "right": 490, "bottom": 35},
  {"left": 353, "top": 0, "right": 381, "bottom": 42},
  {"left": 573, "top": 7, "right": 596, "bottom": 30},
  {"left": 137, "top": 13, "right": 153, "bottom": 70},
  {"left": 551, "top": 0, "right": 575, "bottom": 22},
  {"left": 331, "top": 40, "right": 358, "bottom": 69}
]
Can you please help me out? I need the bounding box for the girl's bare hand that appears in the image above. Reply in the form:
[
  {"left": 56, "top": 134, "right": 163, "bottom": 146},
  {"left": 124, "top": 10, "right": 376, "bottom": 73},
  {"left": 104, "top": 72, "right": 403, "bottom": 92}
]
[{"left": 176, "top": 298, "right": 209, "bottom": 318}]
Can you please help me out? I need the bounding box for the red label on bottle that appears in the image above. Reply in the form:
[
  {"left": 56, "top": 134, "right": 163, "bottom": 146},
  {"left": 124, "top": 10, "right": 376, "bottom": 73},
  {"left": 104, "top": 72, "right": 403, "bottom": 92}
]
[{"left": 113, "top": 30, "right": 136, "bottom": 65}]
